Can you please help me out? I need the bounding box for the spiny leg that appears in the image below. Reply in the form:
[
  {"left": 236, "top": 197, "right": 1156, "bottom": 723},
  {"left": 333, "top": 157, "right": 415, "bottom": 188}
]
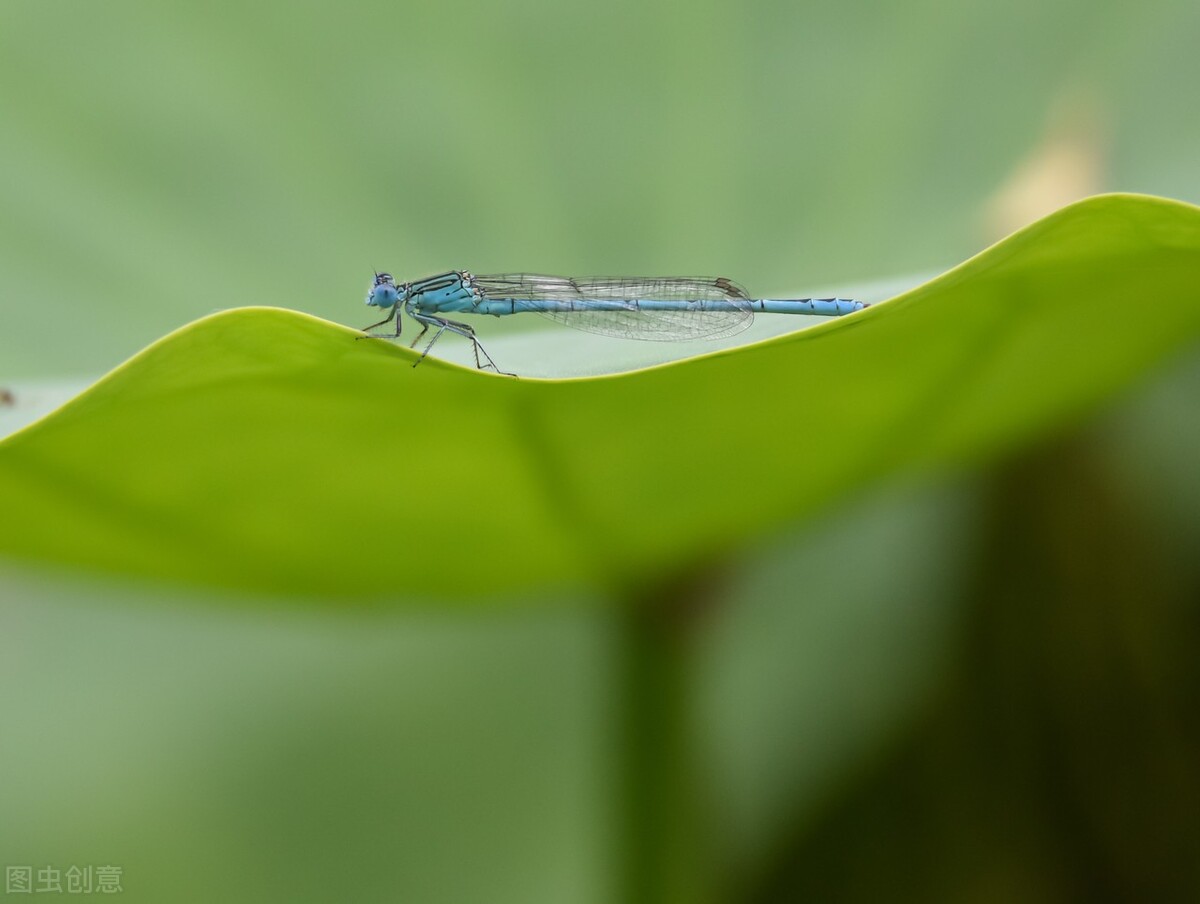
[
  {"left": 442, "top": 320, "right": 510, "bottom": 375},
  {"left": 408, "top": 322, "right": 430, "bottom": 350},
  {"left": 409, "top": 313, "right": 512, "bottom": 375},
  {"left": 356, "top": 309, "right": 402, "bottom": 341},
  {"left": 417, "top": 320, "right": 450, "bottom": 365},
  {"left": 466, "top": 331, "right": 507, "bottom": 374}
]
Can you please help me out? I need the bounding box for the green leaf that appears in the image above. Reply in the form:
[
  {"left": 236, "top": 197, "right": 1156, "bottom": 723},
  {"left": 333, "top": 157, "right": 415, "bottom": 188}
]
[{"left": 1, "top": 194, "right": 1198, "bottom": 600}]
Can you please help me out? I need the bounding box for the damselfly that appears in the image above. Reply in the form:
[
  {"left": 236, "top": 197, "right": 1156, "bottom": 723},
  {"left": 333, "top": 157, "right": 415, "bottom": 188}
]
[{"left": 360, "top": 270, "right": 868, "bottom": 373}]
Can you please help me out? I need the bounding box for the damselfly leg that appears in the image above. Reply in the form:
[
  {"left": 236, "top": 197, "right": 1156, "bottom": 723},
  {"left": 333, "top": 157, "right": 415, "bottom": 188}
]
[
  {"left": 358, "top": 308, "right": 401, "bottom": 337},
  {"left": 409, "top": 312, "right": 511, "bottom": 376}
]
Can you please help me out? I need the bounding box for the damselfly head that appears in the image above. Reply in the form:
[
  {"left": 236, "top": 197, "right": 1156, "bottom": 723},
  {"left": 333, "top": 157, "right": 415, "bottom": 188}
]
[{"left": 366, "top": 271, "right": 401, "bottom": 308}]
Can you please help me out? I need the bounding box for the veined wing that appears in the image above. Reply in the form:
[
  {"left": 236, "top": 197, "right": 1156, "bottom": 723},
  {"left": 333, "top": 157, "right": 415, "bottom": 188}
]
[{"left": 472, "top": 273, "right": 755, "bottom": 341}]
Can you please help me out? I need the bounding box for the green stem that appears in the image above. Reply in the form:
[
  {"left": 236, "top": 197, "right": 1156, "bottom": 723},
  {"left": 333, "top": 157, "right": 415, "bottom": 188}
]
[{"left": 616, "top": 571, "right": 718, "bottom": 904}]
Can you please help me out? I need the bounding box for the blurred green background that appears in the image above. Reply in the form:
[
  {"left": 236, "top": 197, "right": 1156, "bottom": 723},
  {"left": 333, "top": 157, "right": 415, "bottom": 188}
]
[
  {"left": 2, "top": 0, "right": 1199, "bottom": 377},
  {"left": 2, "top": 0, "right": 1200, "bottom": 901}
]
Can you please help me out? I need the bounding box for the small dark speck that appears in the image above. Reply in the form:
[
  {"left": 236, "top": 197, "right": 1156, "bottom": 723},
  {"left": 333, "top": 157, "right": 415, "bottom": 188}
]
[{"left": 0, "top": 389, "right": 14, "bottom": 407}]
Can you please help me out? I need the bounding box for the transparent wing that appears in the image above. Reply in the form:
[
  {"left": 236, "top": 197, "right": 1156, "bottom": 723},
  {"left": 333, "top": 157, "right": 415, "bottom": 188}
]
[{"left": 472, "top": 273, "right": 755, "bottom": 341}]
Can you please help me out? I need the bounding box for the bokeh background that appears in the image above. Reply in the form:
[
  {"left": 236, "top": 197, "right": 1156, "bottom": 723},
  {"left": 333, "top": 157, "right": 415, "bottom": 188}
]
[{"left": 2, "top": 0, "right": 1200, "bottom": 901}]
